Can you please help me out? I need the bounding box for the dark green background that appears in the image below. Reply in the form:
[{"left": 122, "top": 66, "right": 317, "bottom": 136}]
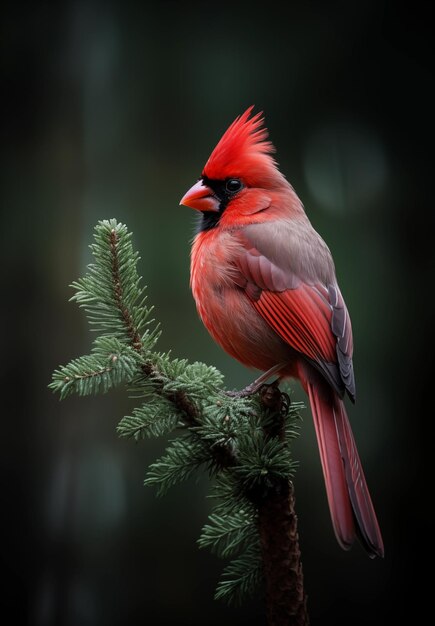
[{"left": 2, "top": 1, "right": 432, "bottom": 624}]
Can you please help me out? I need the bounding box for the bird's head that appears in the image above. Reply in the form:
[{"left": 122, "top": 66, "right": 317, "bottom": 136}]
[{"left": 180, "top": 107, "right": 289, "bottom": 229}]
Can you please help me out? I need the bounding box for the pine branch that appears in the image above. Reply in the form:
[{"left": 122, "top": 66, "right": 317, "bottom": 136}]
[
  {"left": 256, "top": 385, "right": 309, "bottom": 626},
  {"left": 208, "top": 474, "right": 255, "bottom": 518},
  {"left": 117, "top": 397, "right": 181, "bottom": 440},
  {"left": 198, "top": 510, "right": 257, "bottom": 558},
  {"left": 258, "top": 480, "right": 309, "bottom": 626},
  {"left": 50, "top": 219, "right": 309, "bottom": 623},
  {"left": 70, "top": 220, "right": 157, "bottom": 352},
  {"left": 144, "top": 437, "right": 209, "bottom": 497},
  {"left": 49, "top": 336, "right": 142, "bottom": 399},
  {"left": 215, "top": 543, "right": 263, "bottom": 606}
]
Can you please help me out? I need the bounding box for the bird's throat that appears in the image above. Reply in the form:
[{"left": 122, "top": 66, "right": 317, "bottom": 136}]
[{"left": 196, "top": 209, "right": 224, "bottom": 232}]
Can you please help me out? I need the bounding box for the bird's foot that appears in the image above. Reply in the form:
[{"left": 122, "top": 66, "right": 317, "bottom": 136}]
[
  {"left": 258, "top": 381, "right": 291, "bottom": 417},
  {"left": 225, "top": 363, "right": 287, "bottom": 399},
  {"left": 225, "top": 380, "right": 266, "bottom": 398},
  {"left": 226, "top": 378, "right": 291, "bottom": 420}
]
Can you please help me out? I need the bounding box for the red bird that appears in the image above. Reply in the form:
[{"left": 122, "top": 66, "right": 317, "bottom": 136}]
[{"left": 180, "top": 107, "right": 384, "bottom": 558}]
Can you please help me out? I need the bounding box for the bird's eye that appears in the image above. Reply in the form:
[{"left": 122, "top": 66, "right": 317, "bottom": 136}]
[{"left": 225, "top": 178, "right": 243, "bottom": 193}]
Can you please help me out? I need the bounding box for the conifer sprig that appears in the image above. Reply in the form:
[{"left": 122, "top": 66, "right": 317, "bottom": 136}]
[
  {"left": 50, "top": 336, "right": 143, "bottom": 399},
  {"left": 50, "top": 219, "right": 304, "bottom": 611},
  {"left": 215, "top": 543, "right": 263, "bottom": 606},
  {"left": 70, "top": 220, "right": 155, "bottom": 352}
]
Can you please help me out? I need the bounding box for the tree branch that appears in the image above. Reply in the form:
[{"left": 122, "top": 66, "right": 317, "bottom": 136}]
[
  {"left": 111, "top": 225, "right": 308, "bottom": 621},
  {"left": 109, "top": 226, "right": 202, "bottom": 426},
  {"left": 257, "top": 385, "right": 309, "bottom": 626},
  {"left": 110, "top": 228, "right": 143, "bottom": 351},
  {"left": 52, "top": 219, "right": 309, "bottom": 620}
]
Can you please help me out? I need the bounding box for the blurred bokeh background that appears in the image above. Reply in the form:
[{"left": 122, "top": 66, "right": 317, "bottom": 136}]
[{"left": 2, "top": 1, "right": 432, "bottom": 624}]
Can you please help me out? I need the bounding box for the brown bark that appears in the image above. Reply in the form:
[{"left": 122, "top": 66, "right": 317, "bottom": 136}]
[
  {"left": 257, "top": 384, "right": 309, "bottom": 626},
  {"left": 258, "top": 480, "right": 309, "bottom": 626}
]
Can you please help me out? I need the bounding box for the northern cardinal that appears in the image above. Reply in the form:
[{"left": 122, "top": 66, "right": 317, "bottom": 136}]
[{"left": 180, "top": 107, "right": 384, "bottom": 558}]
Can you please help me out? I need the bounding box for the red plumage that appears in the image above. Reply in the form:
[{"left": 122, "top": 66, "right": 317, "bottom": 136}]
[{"left": 180, "top": 107, "right": 384, "bottom": 558}]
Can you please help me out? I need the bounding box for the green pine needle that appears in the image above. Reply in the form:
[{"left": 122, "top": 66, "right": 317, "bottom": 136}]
[
  {"left": 144, "top": 438, "right": 209, "bottom": 497},
  {"left": 117, "top": 397, "right": 181, "bottom": 440},
  {"left": 49, "top": 336, "right": 142, "bottom": 399},
  {"left": 198, "top": 510, "right": 257, "bottom": 558},
  {"left": 235, "top": 435, "right": 298, "bottom": 491},
  {"left": 214, "top": 543, "right": 263, "bottom": 606},
  {"left": 207, "top": 474, "right": 255, "bottom": 518}
]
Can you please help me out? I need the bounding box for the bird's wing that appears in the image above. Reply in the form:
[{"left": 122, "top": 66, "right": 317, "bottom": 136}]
[{"left": 234, "top": 222, "right": 355, "bottom": 400}]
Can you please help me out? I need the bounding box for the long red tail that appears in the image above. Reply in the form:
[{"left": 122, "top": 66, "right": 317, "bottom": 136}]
[{"left": 307, "top": 382, "right": 384, "bottom": 558}]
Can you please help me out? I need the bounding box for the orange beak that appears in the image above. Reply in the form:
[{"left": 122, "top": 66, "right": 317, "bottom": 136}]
[{"left": 179, "top": 180, "right": 220, "bottom": 212}]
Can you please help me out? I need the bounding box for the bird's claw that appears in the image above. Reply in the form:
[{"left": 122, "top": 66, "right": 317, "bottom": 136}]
[
  {"left": 259, "top": 382, "right": 291, "bottom": 416},
  {"left": 225, "top": 379, "right": 290, "bottom": 416},
  {"left": 225, "top": 382, "right": 260, "bottom": 398}
]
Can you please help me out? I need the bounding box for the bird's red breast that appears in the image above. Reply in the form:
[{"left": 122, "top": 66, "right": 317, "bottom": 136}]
[{"left": 190, "top": 226, "right": 296, "bottom": 374}]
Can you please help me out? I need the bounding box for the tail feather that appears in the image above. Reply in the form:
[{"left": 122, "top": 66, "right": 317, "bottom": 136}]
[
  {"left": 307, "top": 382, "right": 384, "bottom": 558},
  {"left": 333, "top": 398, "right": 384, "bottom": 558}
]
